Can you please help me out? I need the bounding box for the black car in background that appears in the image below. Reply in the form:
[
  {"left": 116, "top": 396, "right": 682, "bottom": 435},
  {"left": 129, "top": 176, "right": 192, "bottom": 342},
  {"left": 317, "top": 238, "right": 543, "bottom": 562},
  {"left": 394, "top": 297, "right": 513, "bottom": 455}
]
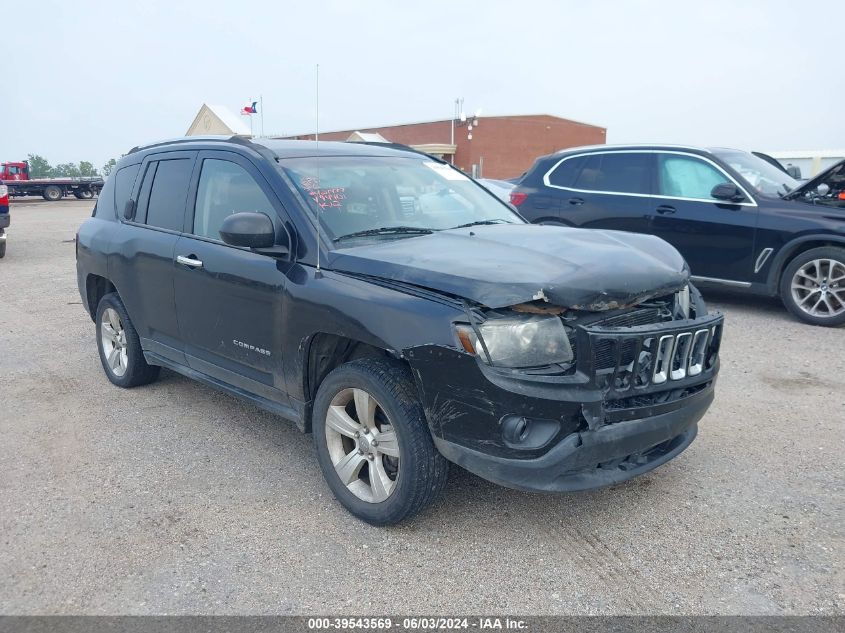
[
  {"left": 76, "top": 137, "right": 723, "bottom": 525},
  {"left": 511, "top": 145, "right": 845, "bottom": 326}
]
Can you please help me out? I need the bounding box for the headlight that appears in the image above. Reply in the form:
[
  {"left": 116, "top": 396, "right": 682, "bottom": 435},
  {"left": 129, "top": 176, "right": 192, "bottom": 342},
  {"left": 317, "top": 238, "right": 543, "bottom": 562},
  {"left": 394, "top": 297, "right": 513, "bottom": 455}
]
[{"left": 455, "top": 315, "right": 573, "bottom": 368}]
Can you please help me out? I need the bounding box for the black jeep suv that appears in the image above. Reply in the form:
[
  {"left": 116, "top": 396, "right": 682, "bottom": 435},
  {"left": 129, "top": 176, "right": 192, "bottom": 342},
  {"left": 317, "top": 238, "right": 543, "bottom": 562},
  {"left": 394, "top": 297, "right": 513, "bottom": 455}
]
[
  {"left": 511, "top": 145, "right": 845, "bottom": 326},
  {"left": 76, "top": 137, "right": 723, "bottom": 525}
]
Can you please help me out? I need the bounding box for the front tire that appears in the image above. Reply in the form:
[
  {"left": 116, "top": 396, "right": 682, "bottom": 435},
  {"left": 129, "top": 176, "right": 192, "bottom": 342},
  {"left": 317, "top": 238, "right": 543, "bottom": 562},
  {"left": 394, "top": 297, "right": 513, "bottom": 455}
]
[
  {"left": 780, "top": 246, "right": 845, "bottom": 327},
  {"left": 95, "top": 293, "right": 160, "bottom": 387},
  {"left": 312, "top": 358, "right": 449, "bottom": 525}
]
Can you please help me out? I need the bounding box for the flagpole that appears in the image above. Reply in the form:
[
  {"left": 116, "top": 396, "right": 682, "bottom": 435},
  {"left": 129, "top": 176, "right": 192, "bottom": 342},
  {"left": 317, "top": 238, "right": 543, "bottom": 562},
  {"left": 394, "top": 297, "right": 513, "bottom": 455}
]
[
  {"left": 249, "top": 96, "right": 254, "bottom": 137},
  {"left": 260, "top": 95, "right": 264, "bottom": 138}
]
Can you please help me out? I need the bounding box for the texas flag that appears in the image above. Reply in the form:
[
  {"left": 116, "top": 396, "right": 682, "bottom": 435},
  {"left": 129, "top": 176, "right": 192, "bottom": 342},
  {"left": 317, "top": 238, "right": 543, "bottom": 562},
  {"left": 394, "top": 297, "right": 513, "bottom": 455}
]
[{"left": 241, "top": 101, "right": 258, "bottom": 115}]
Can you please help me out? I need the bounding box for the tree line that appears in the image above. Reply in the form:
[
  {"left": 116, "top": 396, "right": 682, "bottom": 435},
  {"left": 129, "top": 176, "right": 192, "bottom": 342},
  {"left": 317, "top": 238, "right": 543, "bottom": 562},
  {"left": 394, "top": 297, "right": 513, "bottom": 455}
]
[{"left": 25, "top": 154, "right": 119, "bottom": 179}]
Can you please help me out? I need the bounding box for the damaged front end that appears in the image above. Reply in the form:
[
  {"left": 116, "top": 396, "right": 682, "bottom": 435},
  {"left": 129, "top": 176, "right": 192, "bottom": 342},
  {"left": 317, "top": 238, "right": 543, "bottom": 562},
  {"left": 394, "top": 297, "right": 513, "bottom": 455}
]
[{"left": 406, "top": 286, "right": 723, "bottom": 492}]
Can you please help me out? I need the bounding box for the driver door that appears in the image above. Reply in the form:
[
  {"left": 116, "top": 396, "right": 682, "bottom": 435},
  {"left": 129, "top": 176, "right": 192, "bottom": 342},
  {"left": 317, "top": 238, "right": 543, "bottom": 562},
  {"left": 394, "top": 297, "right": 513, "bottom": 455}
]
[{"left": 173, "top": 150, "right": 291, "bottom": 404}]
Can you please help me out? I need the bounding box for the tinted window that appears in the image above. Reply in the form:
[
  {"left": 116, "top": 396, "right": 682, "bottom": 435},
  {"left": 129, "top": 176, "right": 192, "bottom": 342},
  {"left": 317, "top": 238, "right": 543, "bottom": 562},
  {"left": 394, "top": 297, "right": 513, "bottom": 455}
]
[
  {"left": 114, "top": 164, "right": 140, "bottom": 219},
  {"left": 658, "top": 155, "right": 730, "bottom": 200},
  {"left": 134, "top": 162, "right": 157, "bottom": 224},
  {"left": 145, "top": 159, "right": 193, "bottom": 231},
  {"left": 572, "top": 153, "right": 651, "bottom": 194},
  {"left": 193, "top": 159, "right": 275, "bottom": 240},
  {"left": 93, "top": 173, "right": 116, "bottom": 218},
  {"left": 548, "top": 155, "right": 587, "bottom": 187}
]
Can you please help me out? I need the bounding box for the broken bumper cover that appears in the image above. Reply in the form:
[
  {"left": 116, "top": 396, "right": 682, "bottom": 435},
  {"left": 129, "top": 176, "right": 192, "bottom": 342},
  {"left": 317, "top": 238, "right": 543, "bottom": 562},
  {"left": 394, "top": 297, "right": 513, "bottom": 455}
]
[
  {"left": 433, "top": 385, "right": 710, "bottom": 492},
  {"left": 407, "top": 312, "right": 723, "bottom": 493}
]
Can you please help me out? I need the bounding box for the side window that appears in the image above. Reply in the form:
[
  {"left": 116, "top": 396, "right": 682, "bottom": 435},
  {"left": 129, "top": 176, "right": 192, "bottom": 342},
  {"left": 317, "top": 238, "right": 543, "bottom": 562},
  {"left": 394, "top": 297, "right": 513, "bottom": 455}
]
[
  {"left": 658, "top": 155, "right": 730, "bottom": 200},
  {"left": 192, "top": 159, "right": 275, "bottom": 240},
  {"left": 572, "top": 153, "right": 651, "bottom": 194},
  {"left": 548, "top": 155, "right": 587, "bottom": 187},
  {"left": 134, "top": 162, "right": 158, "bottom": 224},
  {"left": 113, "top": 164, "right": 140, "bottom": 219},
  {"left": 93, "top": 173, "right": 116, "bottom": 218},
  {"left": 145, "top": 158, "right": 193, "bottom": 231},
  {"left": 8, "top": 166, "right": 20, "bottom": 175}
]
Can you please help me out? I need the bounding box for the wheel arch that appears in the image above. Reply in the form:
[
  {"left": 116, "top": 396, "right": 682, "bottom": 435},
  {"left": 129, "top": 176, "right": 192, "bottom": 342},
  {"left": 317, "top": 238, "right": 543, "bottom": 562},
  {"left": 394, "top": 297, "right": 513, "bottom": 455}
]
[
  {"left": 84, "top": 273, "right": 117, "bottom": 321},
  {"left": 766, "top": 235, "right": 845, "bottom": 294},
  {"left": 300, "top": 332, "right": 402, "bottom": 433}
]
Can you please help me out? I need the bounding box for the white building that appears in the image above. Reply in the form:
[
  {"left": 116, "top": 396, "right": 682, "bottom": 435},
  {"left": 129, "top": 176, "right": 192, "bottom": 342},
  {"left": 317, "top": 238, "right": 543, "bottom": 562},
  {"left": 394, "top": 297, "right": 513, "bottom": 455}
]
[
  {"left": 186, "top": 104, "right": 251, "bottom": 136},
  {"left": 766, "top": 149, "right": 845, "bottom": 178}
]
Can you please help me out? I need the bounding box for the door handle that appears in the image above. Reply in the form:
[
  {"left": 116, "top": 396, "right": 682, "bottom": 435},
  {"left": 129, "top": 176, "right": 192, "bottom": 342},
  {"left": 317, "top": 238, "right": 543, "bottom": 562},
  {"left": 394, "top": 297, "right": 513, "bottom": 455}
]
[
  {"left": 176, "top": 254, "right": 203, "bottom": 268},
  {"left": 655, "top": 205, "right": 676, "bottom": 215},
  {"left": 568, "top": 197, "right": 584, "bottom": 206}
]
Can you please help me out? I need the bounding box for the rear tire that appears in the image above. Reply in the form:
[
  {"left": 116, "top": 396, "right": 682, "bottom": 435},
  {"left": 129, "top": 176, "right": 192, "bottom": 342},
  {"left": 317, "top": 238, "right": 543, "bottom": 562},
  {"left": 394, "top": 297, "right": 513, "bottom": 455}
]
[
  {"left": 75, "top": 189, "right": 94, "bottom": 200},
  {"left": 312, "top": 358, "right": 449, "bottom": 525},
  {"left": 0, "top": 239, "right": 5, "bottom": 259},
  {"left": 780, "top": 246, "right": 845, "bottom": 327},
  {"left": 95, "top": 293, "right": 160, "bottom": 387},
  {"left": 43, "top": 185, "right": 62, "bottom": 201}
]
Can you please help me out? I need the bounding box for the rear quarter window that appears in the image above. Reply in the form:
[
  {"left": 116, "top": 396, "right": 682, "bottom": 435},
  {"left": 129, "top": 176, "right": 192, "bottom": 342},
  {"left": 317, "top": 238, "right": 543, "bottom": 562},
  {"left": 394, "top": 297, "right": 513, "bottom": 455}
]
[
  {"left": 93, "top": 175, "right": 116, "bottom": 218},
  {"left": 548, "top": 155, "right": 588, "bottom": 187},
  {"left": 113, "top": 164, "right": 141, "bottom": 219}
]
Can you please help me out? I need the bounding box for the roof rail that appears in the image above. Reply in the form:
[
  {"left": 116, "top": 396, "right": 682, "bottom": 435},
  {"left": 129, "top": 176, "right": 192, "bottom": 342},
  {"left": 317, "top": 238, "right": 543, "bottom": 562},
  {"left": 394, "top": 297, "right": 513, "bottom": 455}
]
[{"left": 127, "top": 135, "right": 254, "bottom": 155}]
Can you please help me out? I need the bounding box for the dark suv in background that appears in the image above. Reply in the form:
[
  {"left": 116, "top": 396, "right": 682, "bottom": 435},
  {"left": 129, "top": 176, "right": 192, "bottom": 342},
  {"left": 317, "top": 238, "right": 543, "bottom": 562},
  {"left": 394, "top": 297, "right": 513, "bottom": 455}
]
[
  {"left": 76, "top": 137, "right": 723, "bottom": 525},
  {"left": 511, "top": 145, "right": 845, "bottom": 326}
]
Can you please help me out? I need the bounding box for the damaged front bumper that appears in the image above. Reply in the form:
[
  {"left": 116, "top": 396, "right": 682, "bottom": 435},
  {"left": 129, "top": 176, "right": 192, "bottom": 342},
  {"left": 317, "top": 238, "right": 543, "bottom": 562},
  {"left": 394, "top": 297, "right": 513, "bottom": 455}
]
[{"left": 406, "top": 312, "right": 723, "bottom": 492}]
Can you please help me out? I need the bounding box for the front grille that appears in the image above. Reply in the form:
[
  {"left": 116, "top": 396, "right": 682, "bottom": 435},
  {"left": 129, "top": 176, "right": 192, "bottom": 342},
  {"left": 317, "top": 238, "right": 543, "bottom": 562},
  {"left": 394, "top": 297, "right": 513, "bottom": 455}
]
[{"left": 578, "top": 314, "right": 723, "bottom": 398}]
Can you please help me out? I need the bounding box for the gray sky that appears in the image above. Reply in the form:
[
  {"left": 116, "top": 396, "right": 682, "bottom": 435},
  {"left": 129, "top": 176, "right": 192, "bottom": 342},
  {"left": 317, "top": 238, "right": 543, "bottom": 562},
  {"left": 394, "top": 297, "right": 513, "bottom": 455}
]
[{"left": 3, "top": 0, "right": 842, "bottom": 169}]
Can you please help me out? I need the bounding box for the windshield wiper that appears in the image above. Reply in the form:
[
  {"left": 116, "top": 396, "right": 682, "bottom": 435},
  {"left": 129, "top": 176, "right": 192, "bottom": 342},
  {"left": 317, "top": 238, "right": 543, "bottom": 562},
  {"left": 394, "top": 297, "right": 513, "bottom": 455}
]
[
  {"left": 333, "top": 226, "right": 434, "bottom": 242},
  {"left": 448, "top": 219, "right": 514, "bottom": 230}
]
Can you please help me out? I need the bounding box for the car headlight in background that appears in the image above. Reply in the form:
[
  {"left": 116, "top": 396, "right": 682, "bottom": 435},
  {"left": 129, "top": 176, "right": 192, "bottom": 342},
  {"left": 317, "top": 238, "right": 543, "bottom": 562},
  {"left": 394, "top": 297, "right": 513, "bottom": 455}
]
[{"left": 455, "top": 315, "right": 573, "bottom": 368}]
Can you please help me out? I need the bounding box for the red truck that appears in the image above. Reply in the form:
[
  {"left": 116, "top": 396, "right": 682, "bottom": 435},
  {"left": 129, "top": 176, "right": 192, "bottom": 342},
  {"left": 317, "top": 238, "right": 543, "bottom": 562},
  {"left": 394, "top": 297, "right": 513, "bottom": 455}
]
[
  {"left": 1, "top": 161, "right": 104, "bottom": 201},
  {"left": 0, "top": 183, "right": 8, "bottom": 258}
]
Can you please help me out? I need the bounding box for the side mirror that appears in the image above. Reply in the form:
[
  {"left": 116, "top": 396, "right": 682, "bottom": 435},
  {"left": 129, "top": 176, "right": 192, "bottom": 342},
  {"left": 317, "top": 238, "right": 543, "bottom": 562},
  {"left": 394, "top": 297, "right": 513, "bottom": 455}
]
[
  {"left": 786, "top": 165, "right": 802, "bottom": 179},
  {"left": 710, "top": 182, "right": 745, "bottom": 203},
  {"left": 219, "top": 212, "right": 279, "bottom": 250}
]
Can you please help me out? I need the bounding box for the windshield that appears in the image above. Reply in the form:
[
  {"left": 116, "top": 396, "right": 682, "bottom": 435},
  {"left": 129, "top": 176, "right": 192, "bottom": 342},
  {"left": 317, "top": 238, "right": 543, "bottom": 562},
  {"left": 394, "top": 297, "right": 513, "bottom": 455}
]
[
  {"left": 278, "top": 156, "right": 522, "bottom": 243},
  {"left": 712, "top": 149, "right": 800, "bottom": 197}
]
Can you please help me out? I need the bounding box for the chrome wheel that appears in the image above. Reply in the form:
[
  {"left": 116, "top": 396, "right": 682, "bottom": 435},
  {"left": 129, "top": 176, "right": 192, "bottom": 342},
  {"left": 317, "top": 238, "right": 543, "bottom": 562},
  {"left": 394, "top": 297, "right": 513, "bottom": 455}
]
[
  {"left": 790, "top": 258, "right": 845, "bottom": 319},
  {"left": 324, "top": 388, "right": 400, "bottom": 503},
  {"left": 100, "top": 307, "right": 128, "bottom": 377}
]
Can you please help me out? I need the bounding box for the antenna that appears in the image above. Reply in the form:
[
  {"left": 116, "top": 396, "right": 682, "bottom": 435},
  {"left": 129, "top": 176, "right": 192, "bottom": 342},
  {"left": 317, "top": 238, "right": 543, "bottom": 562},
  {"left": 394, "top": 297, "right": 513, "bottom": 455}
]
[{"left": 315, "top": 63, "right": 323, "bottom": 278}]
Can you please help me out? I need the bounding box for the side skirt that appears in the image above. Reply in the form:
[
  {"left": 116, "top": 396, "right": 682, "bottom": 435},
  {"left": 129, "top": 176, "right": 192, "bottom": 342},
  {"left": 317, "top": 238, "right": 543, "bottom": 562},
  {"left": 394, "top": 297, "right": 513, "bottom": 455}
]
[{"left": 143, "top": 351, "right": 304, "bottom": 430}]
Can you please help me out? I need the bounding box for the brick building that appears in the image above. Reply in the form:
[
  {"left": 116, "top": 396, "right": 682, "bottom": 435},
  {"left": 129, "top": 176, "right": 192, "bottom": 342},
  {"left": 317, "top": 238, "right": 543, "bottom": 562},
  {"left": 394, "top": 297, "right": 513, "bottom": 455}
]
[{"left": 284, "top": 114, "right": 606, "bottom": 179}]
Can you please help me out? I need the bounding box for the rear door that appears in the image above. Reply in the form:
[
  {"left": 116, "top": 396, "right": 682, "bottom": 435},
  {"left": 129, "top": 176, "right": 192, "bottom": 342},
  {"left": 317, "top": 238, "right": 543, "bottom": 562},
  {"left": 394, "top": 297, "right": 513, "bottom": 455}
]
[
  {"left": 552, "top": 151, "right": 654, "bottom": 233},
  {"left": 649, "top": 152, "right": 758, "bottom": 283},
  {"left": 109, "top": 151, "right": 196, "bottom": 364},
  {"left": 173, "top": 150, "right": 291, "bottom": 405}
]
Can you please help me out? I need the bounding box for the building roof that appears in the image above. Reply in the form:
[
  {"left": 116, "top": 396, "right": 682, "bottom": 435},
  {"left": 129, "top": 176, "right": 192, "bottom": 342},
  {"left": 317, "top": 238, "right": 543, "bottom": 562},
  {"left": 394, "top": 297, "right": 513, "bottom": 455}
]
[
  {"left": 186, "top": 104, "right": 251, "bottom": 136},
  {"left": 284, "top": 113, "right": 606, "bottom": 138},
  {"left": 347, "top": 131, "right": 389, "bottom": 143}
]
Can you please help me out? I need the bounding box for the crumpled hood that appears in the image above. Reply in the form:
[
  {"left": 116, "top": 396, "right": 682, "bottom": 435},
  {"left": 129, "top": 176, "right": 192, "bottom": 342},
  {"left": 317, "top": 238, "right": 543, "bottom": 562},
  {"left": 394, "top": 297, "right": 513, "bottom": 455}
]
[{"left": 328, "top": 224, "right": 690, "bottom": 310}]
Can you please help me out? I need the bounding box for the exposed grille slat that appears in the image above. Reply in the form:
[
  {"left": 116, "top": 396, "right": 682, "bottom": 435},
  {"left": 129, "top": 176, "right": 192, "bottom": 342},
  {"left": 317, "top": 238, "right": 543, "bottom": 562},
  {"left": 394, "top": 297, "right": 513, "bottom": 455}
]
[{"left": 580, "top": 313, "right": 724, "bottom": 400}]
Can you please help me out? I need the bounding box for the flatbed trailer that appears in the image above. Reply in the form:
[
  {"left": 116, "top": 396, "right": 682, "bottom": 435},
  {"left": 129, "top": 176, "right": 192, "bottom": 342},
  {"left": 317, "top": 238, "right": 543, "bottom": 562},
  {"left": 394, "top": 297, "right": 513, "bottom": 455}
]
[
  {"left": 0, "top": 161, "right": 103, "bottom": 200},
  {"left": 2, "top": 176, "right": 103, "bottom": 201}
]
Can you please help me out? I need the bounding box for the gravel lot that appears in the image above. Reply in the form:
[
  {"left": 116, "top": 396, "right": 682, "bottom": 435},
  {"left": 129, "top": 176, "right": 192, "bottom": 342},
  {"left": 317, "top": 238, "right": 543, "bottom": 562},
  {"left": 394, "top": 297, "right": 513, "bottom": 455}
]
[{"left": 0, "top": 200, "right": 842, "bottom": 615}]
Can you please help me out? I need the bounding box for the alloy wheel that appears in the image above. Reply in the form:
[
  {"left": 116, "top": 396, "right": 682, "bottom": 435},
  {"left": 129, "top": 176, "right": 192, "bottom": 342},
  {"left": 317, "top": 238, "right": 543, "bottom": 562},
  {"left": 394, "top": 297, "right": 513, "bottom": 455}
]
[
  {"left": 324, "top": 388, "right": 400, "bottom": 503},
  {"left": 790, "top": 258, "right": 845, "bottom": 319},
  {"left": 100, "top": 307, "right": 128, "bottom": 377}
]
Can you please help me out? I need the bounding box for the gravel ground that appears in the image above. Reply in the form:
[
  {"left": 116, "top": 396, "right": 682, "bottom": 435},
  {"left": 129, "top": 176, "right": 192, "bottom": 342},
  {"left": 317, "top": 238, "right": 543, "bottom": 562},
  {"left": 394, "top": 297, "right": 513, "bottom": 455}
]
[{"left": 0, "top": 200, "right": 842, "bottom": 615}]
